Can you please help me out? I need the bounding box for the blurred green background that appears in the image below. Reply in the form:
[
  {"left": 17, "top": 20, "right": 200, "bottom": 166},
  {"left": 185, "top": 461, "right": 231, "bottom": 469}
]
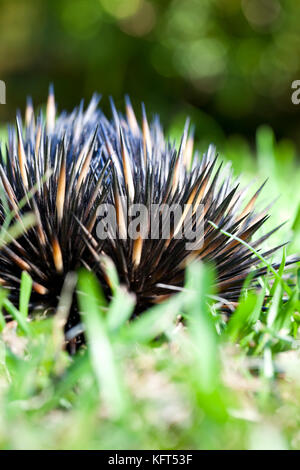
[{"left": 1, "top": 0, "right": 300, "bottom": 150}]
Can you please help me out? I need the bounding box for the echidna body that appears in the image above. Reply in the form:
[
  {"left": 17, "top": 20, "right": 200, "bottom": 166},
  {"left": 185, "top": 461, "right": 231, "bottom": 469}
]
[
  {"left": 0, "top": 88, "right": 289, "bottom": 338},
  {"left": 0, "top": 87, "right": 110, "bottom": 329},
  {"left": 88, "top": 105, "right": 283, "bottom": 311}
]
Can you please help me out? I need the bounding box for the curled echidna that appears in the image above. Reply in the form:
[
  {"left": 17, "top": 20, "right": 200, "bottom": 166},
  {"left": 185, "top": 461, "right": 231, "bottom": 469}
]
[
  {"left": 0, "top": 86, "right": 111, "bottom": 329},
  {"left": 86, "top": 103, "right": 287, "bottom": 313},
  {"left": 0, "top": 87, "right": 294, "bottom": 340}
]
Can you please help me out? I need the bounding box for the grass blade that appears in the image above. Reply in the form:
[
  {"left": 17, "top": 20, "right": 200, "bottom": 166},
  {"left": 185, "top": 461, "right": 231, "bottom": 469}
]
[
  {"left": 77, "top": 269, "right": 126, "bottom": 418},
  {"left": 19, "top": 271, "right": 32, "bottom": 318}
]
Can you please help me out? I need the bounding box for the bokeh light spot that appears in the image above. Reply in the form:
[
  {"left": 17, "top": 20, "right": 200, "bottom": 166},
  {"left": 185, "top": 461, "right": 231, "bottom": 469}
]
[
  {"left": 100, "top": 0, "right": 141, "bottom": 20},
  {"left": 119, "top": 1, "right": 156, "bottom": 37}
]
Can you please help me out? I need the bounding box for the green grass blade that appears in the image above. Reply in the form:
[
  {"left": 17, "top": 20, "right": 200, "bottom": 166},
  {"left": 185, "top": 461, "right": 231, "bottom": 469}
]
[
  {"left": 0, "top": 288, "right": 8, "bottom": 331},
  {"left": 19, "top": 271, "right": 32, "bottom": 318},
  {"left": 209, "top": 221, "right": 292, "bottom": 296},
  {"left": 0, "top": 213, "right": 36, "bottom": 250},
  {"left": 227, "top": 293, "right": 258, "bottom": 343},
  {"left": 77, "top": 269, "right": 126, "bottom": 418},
  {"left": 185, "top": 262, "right": 219, "bottom": 393},
  {"left": 107, "top": 286, "right": 135, "bottom": 333},
  {"left": 3, "top": 298, "right": 30, "bottom": 336},
  {"left": 123, "top": 293, "right": 185, "bottom": 343}
]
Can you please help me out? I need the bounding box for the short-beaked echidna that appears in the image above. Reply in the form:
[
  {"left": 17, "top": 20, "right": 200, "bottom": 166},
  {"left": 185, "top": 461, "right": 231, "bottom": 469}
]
[
  {"left": 0, "top": 87, "right": 110, "bottom": 329},
  {"left": 0, "top": 87, "right": 292, "bottom": 340}
]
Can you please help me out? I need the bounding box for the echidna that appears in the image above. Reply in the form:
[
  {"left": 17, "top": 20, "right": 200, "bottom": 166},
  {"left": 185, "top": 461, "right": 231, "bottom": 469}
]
[
  {"left": 86, "top": 103, "right": 286, "bottom": 312},
  {"left": 0, "top": 86, "right": 110, "bottom": 330},
  {"left": 0, "top": 87, "right": 292, "bottom": 341}
]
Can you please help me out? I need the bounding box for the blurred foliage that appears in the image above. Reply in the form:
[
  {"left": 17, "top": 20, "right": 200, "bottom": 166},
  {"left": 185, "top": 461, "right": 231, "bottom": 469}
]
[{"left": 0, "top": 0, "right": 300, "bottom": 147}]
